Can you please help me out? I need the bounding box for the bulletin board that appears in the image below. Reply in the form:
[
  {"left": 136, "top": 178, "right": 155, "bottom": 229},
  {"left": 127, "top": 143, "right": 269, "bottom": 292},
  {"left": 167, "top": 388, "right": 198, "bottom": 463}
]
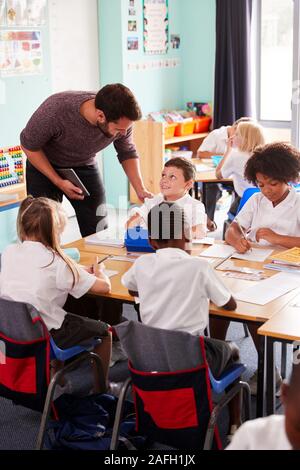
[{"left": 143, "top": 0, "right": 169, "bottom": 55}]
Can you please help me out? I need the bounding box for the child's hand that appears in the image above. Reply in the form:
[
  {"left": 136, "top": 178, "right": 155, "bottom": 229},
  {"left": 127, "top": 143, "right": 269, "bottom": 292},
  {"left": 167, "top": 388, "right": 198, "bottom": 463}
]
[
  {"left": 91, "top": 256, "right": 102, "bottom": 277},
  {"left": 256, "top": 228, "right": 278, "bottom": 244},
  {"left": 235, "top": 237, "right": 252, "bottom": 253}
]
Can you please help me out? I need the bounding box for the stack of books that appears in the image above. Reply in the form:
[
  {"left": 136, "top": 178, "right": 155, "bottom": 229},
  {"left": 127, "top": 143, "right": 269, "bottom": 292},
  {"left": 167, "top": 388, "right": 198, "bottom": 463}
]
[{"left": 264, "top": 247, "right": 300, "bottom": 274}]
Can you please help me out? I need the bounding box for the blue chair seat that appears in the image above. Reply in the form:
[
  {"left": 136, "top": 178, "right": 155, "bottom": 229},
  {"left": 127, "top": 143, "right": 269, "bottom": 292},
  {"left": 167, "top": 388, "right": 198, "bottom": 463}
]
[
  {"left": 50, "top": 336, "right": 101, "bottom": 361},
  {"left": 209, "top": 363, "right": 247, "bottom": 394}
]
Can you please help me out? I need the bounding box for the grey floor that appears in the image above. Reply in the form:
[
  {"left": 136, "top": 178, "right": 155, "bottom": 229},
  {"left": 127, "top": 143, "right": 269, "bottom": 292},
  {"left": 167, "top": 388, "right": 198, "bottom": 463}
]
[{"left": 0, "top": 192, "right": 288, "bottom": 449}]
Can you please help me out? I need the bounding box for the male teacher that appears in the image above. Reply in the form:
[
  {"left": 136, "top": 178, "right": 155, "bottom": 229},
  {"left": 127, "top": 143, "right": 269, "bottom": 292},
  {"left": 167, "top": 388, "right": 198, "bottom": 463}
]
[{"left": 20, "top": 83, "right": 152, "bottom": 237}]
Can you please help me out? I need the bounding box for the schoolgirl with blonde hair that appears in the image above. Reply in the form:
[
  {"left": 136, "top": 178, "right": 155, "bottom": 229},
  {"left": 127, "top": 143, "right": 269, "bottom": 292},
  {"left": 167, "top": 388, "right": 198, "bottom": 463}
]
[{"left": 1, "top": 196, "right": 112, "bottom": 387}]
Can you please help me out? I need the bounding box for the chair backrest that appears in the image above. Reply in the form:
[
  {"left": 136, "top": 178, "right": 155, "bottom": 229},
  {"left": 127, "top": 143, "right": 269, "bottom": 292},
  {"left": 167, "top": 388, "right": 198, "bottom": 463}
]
[
  {"left": 0, "top": 298, "right": 50, "bottom": 411},
  {"left": 237, "top": 187, "right": 260, "bottom": 214},
  {"left": 114, "top": 321, "right": 222, "bottom": 450},
  {"left": 114, "top": 320, "right": 205, "bottom": 372}
]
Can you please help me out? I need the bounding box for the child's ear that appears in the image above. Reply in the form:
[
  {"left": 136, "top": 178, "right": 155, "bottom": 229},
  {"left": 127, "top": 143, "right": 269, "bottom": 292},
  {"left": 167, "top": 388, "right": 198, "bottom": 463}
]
[{"left": 185, "top": 179, "right": 193, "bottom": 191}]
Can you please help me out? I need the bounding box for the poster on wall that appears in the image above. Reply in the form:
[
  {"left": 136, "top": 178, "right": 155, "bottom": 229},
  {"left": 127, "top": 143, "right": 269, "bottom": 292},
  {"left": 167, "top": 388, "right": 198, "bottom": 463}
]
[
  {"left": 143, "top": 0, "right": 168, "bottom": 55},
  {"left": 0, "top": 0, "right": 46, "bottom": 26},
  {"left": 0, "top": 30, "right": 43, "bottom": 77}
]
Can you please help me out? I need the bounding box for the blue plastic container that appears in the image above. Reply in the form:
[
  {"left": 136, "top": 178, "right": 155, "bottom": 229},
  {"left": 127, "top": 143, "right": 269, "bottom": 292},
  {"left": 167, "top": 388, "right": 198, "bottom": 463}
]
[
  {"left": 63, "top": 247, "right": 80, "bottom": 262},
  {"left": 125, "top": 227, "right": 155, "bottom": 253}
]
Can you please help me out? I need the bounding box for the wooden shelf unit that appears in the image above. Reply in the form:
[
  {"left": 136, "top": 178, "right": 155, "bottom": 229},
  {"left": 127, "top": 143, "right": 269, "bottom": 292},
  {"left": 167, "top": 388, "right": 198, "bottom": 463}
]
[{"left": 130, "top": 120, "right": 209, "bottom": 204}]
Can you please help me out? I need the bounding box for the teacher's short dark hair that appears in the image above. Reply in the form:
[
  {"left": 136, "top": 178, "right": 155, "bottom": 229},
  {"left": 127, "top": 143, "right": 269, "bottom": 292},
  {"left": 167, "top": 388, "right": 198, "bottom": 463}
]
[
  {"left": 244, "top": 142, "right": 300, "bottom": 185},
  {"left": 95, "top": 83, "right": 142, "bottom": 122}
]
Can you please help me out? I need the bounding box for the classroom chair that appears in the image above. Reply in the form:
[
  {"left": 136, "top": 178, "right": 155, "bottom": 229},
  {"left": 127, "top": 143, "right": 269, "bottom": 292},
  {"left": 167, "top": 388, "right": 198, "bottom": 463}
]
[
  {"left": 222, "top": 187, "right": 261, "bottom": 240},
  {"left": 0, "top": 298, "right": 105, "bottom": 450},
  {"left": 110, "top": 321, "right": 251, "bottom": 450}
]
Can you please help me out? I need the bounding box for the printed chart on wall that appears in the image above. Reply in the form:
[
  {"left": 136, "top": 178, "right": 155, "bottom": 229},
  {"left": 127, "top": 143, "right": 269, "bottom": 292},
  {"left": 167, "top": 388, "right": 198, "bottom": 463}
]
[
  {"left": 0, "top": 0, "right": 46, "bottom": 26},
  {"left": 143, "top": 0, "right": 168, "bottom": 55},
  {"left": 0, "top": 30, "right": 42, "bottom": 77}
]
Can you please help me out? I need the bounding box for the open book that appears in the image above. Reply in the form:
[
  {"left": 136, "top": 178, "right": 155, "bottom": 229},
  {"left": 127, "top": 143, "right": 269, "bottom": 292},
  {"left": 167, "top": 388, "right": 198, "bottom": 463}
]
[{"left": 85, "top": 232, "right": 124, "bottom": 247}]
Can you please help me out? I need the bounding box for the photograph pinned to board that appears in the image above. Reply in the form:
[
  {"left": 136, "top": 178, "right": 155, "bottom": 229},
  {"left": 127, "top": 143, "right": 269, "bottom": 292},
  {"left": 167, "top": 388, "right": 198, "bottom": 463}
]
[
  {"left": 0, "top": 30, "right": 42, "bottom": 77},
  {"left": 129, "top": 7, "right": 136, "bottom": 16},
  {"left": 129, "top": 0, "right": 135, "bottom": 6},
  {"left": 26, "top": 0, "right": 46, "bottom": 26},
  {"left": 128, "top": 20, "right": 137, "bottom": 32},
  {"left": 127, "top": 36, "right": 139, "bottom": 51},
  {"left": 143, "top": 0, "right": 169, "bottom": 55},
  {"left": 6, "top": 0, "right": 27, "bottom": 26},
  {"left": 171, "top": 34, "right": 180, "bottom": 49}
]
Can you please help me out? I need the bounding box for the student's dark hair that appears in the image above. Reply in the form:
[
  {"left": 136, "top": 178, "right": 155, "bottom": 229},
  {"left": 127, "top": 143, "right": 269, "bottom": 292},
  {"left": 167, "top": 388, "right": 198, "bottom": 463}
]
[
  {"left": 147, "top": 202, "right": 187, "bottom": 243},
  {"left": 95, "top": 83, "right": 142, "bottom": 122},
  {"left": 164, "top": 157, "right": 196, "bottom": 181},
  {"left": 244, "top": 142, "right": 300, "bottom": 185}
]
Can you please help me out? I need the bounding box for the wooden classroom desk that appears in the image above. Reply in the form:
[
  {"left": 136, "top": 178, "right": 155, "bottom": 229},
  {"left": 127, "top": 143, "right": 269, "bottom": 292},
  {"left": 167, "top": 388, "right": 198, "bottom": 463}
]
[
  {"left": 70, "top": 239, "right": 298, "bottom": 417},
  {"left": 192, "top": 158, "right": 233, "bottom": 201},
  {"left": 258, "top": 296, "right": 300, "bottom": 416},
  {"left": 0, "top": 184, "right": 26, "bottom": 212}
]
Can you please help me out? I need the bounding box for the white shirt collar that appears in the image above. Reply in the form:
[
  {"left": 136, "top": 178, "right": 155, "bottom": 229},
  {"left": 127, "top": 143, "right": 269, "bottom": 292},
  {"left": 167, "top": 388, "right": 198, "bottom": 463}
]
[{"left": 156, "top": 247, "right": 190, "bottom": 258}]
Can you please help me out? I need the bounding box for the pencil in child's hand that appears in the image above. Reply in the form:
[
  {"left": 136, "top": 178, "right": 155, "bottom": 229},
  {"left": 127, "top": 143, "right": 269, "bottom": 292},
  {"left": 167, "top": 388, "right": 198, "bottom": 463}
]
[
  {"left": 97, "top": 255, "right": 111, "bottom": 264},
  {"left": 235, "top": 220, "right": 252, "bottom": 252}
]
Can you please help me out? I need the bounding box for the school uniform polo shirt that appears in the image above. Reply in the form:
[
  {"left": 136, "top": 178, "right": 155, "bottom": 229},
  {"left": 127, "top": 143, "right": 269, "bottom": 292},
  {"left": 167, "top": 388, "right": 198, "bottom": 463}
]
[
  {"left": 226, "top": 415, "right": 291, "bottom": 450},
  {"left": 122, "top": 247, "right": 231, "bottom": 335},
  {"left": 220, "top": 148, "right": 255, "bottom": 197},
  {"left": 198, "top": 126, "right": 230, "bottom": 154},
  {"left": 130, "top": 193, "right": 207, "bottom": 232},
  {"left": 235, "top": 188, "right": 300, "bottom": 245},
  {"left": 0, "top": 241, "right": 96, "bottom": 330}
]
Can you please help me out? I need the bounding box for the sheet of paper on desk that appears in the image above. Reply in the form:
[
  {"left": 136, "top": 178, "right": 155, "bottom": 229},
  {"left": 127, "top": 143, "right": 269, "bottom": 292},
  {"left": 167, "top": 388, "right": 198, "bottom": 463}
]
[
  {"left": 233, "top": 248, "right": 273, "bottom": 263},
  {"left": 196, "top": 164, "right": 210, "bottom": 172},
  {"left": 192, "top": 237, "right": 215, "bottom": 245},
  {"left": 110, "top": 256, "right": 136, "bottom": 263},
  {"left": 235, "top": 272, "right": 300, "bottom": 305},
  {"left": 104, "top": 269, "right": 119, "bottom": 278},
  {"left": 199, "top": 244, "right": 235, "bottom": 258},
  {"left": 199, "top": 245, "right": 273, "bottom": 262},
  {"left": 85, "top": 232, "right": 124, "bottom": 247}
]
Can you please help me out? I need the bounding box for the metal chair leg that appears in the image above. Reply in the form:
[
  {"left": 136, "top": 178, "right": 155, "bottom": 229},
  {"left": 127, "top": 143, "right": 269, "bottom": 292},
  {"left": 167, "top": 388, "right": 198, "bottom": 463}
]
[
  {"left": 36, "top": 351, "right": 105, "bottom": 450},
  {"left": 281, "top": 342, "right": 287, "bottom": 380},
  {"left": 243, "top": 324, "right": 250, "bottom": 338},
  {"left": 110, "top": 378, "right": 132, "bottom": 450}
]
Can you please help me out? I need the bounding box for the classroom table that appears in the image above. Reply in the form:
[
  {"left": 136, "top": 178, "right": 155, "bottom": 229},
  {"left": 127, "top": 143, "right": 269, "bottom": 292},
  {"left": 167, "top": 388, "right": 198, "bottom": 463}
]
[
  {"left": 66, "top": 238, "right": 300, "bottom": 417},
  {"left": 0, "top": 184, "right": 26, "bottom": 212},
  {"left": 192, "top": 158, "right": 233, "bottom": 202},
  {"left": 258, "top": 295, "right": 300, "bottom": 415}
]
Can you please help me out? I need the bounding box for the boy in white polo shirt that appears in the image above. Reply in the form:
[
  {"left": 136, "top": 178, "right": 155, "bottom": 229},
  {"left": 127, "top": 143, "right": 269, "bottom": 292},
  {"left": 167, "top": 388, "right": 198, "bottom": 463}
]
[
  {"left": 122, "top": 201, "right": 242, "bottom": 433},
  {"left": 126, "top": 157, "right": 207, "bottom": 238},
  {"left": 227, "top": 364, "right": 300, "bottom": 450}
]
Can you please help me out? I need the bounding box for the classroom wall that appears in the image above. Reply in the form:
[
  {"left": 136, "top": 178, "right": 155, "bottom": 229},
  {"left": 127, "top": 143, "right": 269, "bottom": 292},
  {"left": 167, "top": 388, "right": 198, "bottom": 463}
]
[
  {"left": 0, "top": 13, "right": 52, "bottom": 149},
  {"left": 181, "top": 0, "right": 216, "bottom": 105},
  {"left": 98, "top": 0, "right": 216, "bottom": 207}
]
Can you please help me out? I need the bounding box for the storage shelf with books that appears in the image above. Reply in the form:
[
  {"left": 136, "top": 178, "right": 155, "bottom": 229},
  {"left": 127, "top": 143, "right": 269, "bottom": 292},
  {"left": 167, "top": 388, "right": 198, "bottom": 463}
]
[{"left": 130, "top": 120, "right": 209, "bottom": 204}]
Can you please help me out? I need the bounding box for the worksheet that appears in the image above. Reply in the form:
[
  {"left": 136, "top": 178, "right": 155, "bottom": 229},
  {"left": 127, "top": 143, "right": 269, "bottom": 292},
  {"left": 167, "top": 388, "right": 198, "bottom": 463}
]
[
  {"left": 235, "top": 273, "right": 300, "bottom": 305},
  {"left": 199, "top": 245, "right": 273, "bottom": 262}
]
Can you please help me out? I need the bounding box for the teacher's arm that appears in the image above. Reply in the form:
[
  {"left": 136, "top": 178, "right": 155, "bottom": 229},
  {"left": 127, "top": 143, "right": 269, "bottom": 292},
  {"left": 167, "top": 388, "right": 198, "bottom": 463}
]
[
  {"left": 121, "top": 158, "right": 153, "bottom": 202},
  {"left": 21, "top": 147, "right": 84, "bottom": 200},
  {"left": 114, "top": 126, "right": 153, "bottom": 202}
]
